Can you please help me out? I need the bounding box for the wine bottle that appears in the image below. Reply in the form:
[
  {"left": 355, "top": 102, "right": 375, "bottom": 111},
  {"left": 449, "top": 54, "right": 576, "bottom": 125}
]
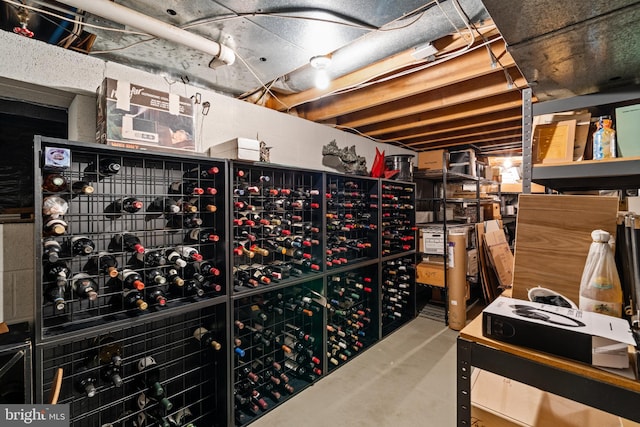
[
  {"left": 119, "top": 269, "right": 145, "bottom": 291},
  {"left": 136, "top": 356, "right": 173, "bottom": 411},
  {"left": 168, "top": 180, "right": 203, "bottom": 196},
  {"left": 146, "top": 269, "right": 167, "bottom": 285},
  {"left": 174, "top": 245, "right": 203, "bottom": 262},
  {"left": 177, "top": 199, "right": 198, "bottom": 214},
  {"left": 43, "top": 238, "right": 62, "bottom": 262},
  {"left": 70, "top": 272, "right": 99, "bottom": 301},
  {"left": 105, "top": 196, "right": 143, "bottom": 218},
  {"left": 97, "top": 252, "right": 119, "bottom": 278},
  {"left": 182, "top": 279, "right": 205, "bottom": 297},
  {"left": 193, "top": 326, "right": 222, "bottom": 350},
  {"left": 122, "top": 288, "right": 148, "bottom": 311},
  {"left": 111, "top": 233, "right": 145, "bottom": 254},
  {"left": 146, "top": 286, "right": 168, "bottom": 307},
  {"left": 43, "top": 218, "right": 67, "bottom": 236},
  {"left": 42, "top": 196, "right": 68, "bottom": 218},
  {"left": 165, "top": 249, "right": 187, "bottom": 268},
  {"left": 94, "top": 336, "right": 123, "bottom": 388},
  {"left": 42, "top": 173, "right": 68, "bottom": 192},
  {"left": 44, "top": 260, "right": 71, "bottom": 287},
  {"left": 185, "top": 228, "right": 220, "bottom": 244},
  {"left": 70, "top": 235, "right": 96, "bottom": 256},
  {"left": 166, "top": 268, "right": 185, "bottom": 287},
  {"left": 75, "top": 365, "right": 97, "bottom": 398},
  {"left": 145, "top": 197, "right": 180, "bottom": 222},
  {"left": 44, "top": 283, "right": 67, "bottom": 311},
  {"left": 83, "top": 157, "right": 121, "bottom": 181},
  {"left": 183, "top": 165, "right": 219, "bottom": 178},
  {"left": 166, "top": 213, "right": 203, "bottom": 229},
  {"left": 136, "top": 249, "right": 166, "bottom": 267},
  {"left": 71, "top": 180, "right": 95, "bottom": 195}
]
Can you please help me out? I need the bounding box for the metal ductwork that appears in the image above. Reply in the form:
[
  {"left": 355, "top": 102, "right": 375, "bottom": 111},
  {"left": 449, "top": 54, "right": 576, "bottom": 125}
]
[{"left": 276, "top": 0, "right": 490, "bottom": 92}]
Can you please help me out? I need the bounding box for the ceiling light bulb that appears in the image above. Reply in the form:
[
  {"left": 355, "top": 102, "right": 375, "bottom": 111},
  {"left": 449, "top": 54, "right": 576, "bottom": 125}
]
[
  {"left": 503, "top": 157, "right": 513, "bottom": 169},
  {"left": 315, "top": 69, "right": 330, "bottom": 90}
]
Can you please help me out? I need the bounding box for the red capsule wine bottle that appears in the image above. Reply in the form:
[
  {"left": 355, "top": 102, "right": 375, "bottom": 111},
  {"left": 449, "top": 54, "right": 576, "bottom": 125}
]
[
  {"left": 119, "top": 269, "right": 145, "bottom": 291},
  {"left": 168, "top": 180, "right": 204, "bottom": 196},
  {"left": 111, "top": 233, "right": 145, "bottom": 254},
  {"left": 105, "top": 196, "right": 143, "bottom": 219},
  {"left": 146, "top": 286, "right": 168, "bottom": 307}
]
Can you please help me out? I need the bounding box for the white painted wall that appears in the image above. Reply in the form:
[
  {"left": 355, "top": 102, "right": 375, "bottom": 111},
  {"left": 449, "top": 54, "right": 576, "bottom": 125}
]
[{"left": 0, "top": 30, "right": 415, "bottom": 325}]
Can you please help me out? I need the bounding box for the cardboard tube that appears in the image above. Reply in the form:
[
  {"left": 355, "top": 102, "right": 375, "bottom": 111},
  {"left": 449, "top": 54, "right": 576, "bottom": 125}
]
[{"left": 447, "top": 231, "right": 468, "bottom": 330}]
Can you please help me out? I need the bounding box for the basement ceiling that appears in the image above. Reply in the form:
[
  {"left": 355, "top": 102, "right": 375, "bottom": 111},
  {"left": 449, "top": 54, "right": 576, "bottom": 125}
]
[{"left": 2, "top": 1, "right": 639, "bottom": 157}]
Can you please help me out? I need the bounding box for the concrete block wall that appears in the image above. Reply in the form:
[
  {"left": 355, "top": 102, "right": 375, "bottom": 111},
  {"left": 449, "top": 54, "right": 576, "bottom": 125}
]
[{"left": 0, "top": 223, "right": 34, "bottom": 325}]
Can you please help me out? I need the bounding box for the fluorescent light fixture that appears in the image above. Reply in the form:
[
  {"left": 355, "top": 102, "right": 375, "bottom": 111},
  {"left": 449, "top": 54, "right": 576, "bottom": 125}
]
[{"left": 411, "top": 42, "right": 438, "bottom": 60}]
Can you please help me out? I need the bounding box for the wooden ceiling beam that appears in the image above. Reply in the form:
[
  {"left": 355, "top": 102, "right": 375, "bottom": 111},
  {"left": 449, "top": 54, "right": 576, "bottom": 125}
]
[
  {"left": 378, "top": 108, "right": 522, "bottom": 141},
  {"left": 334, "top": 67, "right": 527, "bottom": 128},
  {"left": 360, "top": 92, "right": 523, "bottom": 137},
  {"left": 403, "top": 122, "right": 522, "bottom": 146},
  {"left": 409, "top": 132, "right": 522, "bottom": 150},
  {"left": 296, "top": 38, "right": 514, "bottom": 122}
]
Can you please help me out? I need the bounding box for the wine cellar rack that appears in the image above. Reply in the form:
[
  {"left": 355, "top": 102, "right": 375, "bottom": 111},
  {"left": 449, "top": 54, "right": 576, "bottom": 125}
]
[
  {"left": 232, "top": 280, "right": 324, "bottom": 425},
  {"left": 36, "top": 304, "right": 227, "bottom": 426},
  {"left": 381, "top": 256, "right": 416, "bottom": 337},
  {"left": 230, "top": 162, "right": 324, "bottom": 295},
  {"left": 32, "top": 136, "right": 417, "bottom": 426},
  {"left": 326, "top": 264, "right": 379, "bottom": 372}
]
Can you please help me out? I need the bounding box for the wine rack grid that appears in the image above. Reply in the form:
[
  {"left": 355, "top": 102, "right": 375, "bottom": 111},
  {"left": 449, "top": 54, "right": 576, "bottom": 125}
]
[
  {"left": 380, "top": 179, "right": 416, "bottom": 257},
  {"left": 36, "top": 304, "right": 227, "bottom": 426},
  {"left": 34, "top": 138, "right": 228, "bottom": 341},
  {"left": 326, "top": 265, "right": 379, "bottom": 372},
  {"left": 33, "top": 137, "right": 418, "bottom": 427},
  {"left": 231, "top": 162, "right": 324, "bottom": 295},
  {"left": 325, "top": 173, "right": 380, "bottom": 267},
  {"left": 232, "top": 280, "right": 324, "bottom": 425},
  {"left": 381, "top": 256, "right": 417, "bottom": 337}
]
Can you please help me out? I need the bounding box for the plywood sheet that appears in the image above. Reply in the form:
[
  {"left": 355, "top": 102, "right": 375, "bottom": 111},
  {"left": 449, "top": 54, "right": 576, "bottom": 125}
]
[{"left": 512, "top": 194, "right": 619, "bottom": 305}]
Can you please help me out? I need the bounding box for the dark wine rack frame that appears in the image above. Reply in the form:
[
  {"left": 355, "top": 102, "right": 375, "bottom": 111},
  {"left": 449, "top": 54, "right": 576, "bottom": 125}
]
[{"left": 32, "top": 136, "right": 417, "bottom": 427}]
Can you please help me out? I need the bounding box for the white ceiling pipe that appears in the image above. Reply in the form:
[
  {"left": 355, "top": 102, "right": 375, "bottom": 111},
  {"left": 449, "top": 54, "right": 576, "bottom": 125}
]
[{"left": 55, "top": 0, "right": 235, "bottom": 67}]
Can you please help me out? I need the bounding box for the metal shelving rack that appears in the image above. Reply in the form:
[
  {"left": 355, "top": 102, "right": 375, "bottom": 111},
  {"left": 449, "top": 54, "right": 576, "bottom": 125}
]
[
  {"left": 414, "top": 150, "right": 484, "bottom": 325},
  {"left": 31, "top": 137, "right": 417, "bottom": 427}
]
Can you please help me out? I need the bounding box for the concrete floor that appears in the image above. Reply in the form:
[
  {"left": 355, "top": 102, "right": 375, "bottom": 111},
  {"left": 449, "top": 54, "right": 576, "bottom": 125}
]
[{"left": 250, "top": 316, "right": 459, "bottom": 427}]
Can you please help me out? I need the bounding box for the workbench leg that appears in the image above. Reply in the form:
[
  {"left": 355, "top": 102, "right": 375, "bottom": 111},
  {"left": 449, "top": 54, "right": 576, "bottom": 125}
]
[{"left": 457, "top": 337, "right": 472, "bottom": 426}]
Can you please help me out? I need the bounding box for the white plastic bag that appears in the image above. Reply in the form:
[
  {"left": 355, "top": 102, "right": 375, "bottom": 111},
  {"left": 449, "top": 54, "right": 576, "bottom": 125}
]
[{"left": 578, "top": 230, "right": 623, "bottom": 317}]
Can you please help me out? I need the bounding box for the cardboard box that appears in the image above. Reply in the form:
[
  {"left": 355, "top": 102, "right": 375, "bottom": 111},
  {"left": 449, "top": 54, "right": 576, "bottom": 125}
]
[
  {"left": 483, "top": 296, "right": 636, "bottom": 368},
  {"left": 208, "top": 137, "right": 260, "bottom": 161},
  {"left": 482, "top": 201, "right": 502, "bottom": 220},
  {"left": 483, "top": 226, "right": 514, "bottom": 288},
  {"left": 467, "top": 248, "right": 478, "bottom": 276},
  {"left": 96, "top": 78, "right": 196, "bottom": 153},
  {"left": 420, "top": 228, "right": 446, "bottom": 255},
  {"left": 417, "top": 149, "right": 446, "bottom": 170},
  {"left": 471, "top": 369, "right": 635, "bottom": 427},
  {"left": 416, "top": 258, "right": 445, "bottom": 287}
]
